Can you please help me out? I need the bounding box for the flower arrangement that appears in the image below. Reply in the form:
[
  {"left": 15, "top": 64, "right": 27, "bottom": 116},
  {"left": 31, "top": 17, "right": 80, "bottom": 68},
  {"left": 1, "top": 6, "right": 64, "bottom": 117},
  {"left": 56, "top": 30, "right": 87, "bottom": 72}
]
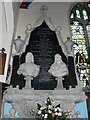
[{"left": 30, "top": 97, "right": 71, "bottom": 120}]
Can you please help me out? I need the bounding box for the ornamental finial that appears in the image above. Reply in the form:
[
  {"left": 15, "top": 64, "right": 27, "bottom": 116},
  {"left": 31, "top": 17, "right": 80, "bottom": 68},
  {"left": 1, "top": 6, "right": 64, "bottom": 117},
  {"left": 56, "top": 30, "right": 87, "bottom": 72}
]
[{"left": 40, "top": 5, "right": 48, "bottom": 15}]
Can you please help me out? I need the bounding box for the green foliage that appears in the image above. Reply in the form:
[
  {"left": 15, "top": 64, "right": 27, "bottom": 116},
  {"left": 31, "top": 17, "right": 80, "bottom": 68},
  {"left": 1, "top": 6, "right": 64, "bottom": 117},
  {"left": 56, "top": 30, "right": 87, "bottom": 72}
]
[{"left": 37, "top": 103, "right": 42, "bottom": 110}]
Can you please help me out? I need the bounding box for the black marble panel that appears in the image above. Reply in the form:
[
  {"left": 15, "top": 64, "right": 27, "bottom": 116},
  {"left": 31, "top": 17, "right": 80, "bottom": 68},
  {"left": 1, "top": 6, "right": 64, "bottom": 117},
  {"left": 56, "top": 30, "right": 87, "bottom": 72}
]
[
  {"left": 10, "top": 21, "right": 78, "bottom": 90},
  {"left": 68, "top": 56, "right": 78, "bottom": 88},
  {"left": 10, "top": 56, "right": 25, "bottom": 89},
  {"left": 20, "top": 21, "right": 67, "bottom": 90}
]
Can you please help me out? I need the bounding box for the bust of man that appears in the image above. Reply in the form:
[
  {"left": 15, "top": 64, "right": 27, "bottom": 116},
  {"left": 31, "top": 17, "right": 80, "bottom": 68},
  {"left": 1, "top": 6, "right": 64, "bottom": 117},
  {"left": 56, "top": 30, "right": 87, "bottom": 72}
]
[
  {"left": 17, "top": 52, "right": 40, "bottom": 89},
  {"left": 17, "top": 52, "right": 40, "bottom": 77}
]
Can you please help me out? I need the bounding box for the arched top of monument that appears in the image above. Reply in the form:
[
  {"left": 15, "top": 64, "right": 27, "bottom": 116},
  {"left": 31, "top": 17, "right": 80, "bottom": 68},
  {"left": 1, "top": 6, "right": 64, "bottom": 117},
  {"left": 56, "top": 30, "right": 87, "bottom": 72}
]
[{"left": 40, "top": 5, "right": 48, "bottom": 16}]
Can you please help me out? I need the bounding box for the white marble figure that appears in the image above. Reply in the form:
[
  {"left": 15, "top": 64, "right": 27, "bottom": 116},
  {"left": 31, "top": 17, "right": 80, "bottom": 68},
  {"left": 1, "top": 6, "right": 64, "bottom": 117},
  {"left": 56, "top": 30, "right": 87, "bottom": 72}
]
[
  {"left": 23, "top": 24, "right": 32, "bottom": 52},
  {"left": 9, "top": 107, "right": 16, "bottom": 118},
  {"left": 40, "top": 5, "right": 48, "bottom": 16},
  {"left": 4, "top": 107, "right": 16, "bottom": 118},
  {"left": 48, "top": 54, "right": 68, "bottom": 89},
  {"left": 13, "top": 36, "right": 24, "bottom": 56},
  {"left": 73, "top": 111, "right": 80, "bottom": 118},
  {"left": 25, "top": 24, "right": 32, "bottom": 34},
  {"left": 17, "top": 52, "right": 40, "bottom": 89},
  {"left": 64, "top": 37, "right": 74, "bottom": 56},
  {"left": 55, "top": 26, "right": 68, "bottom": 57}
]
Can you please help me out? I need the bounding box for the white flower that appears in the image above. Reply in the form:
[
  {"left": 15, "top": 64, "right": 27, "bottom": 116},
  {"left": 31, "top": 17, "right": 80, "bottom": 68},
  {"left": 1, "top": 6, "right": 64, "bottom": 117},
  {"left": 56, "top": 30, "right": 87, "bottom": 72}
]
[
  {"left": 55, "top": 112, "right": 58, "bottom": 115},
  {"left": 40, "top": 106, "right": 46, "bottom": 110},
  {"left": 55, "top": 108, "right": 58, "bottom": 112},
  {"left": 48, "top": 105, "right": 51, "bottom": 108},
  {"left": 56, "top": 107, "right": 62, "bottom": 112},
  {"left": 42, "top": 114, "right": 44, "bottom": 117},
  {"left": 38, "top": 110, "right": 41, "bottom": 114},
  {"left": 40, "top": 107, "right": 43, "bottom": 110},
  {"left": 58, "top": 112, "right": 62, "bottom": 116},
  {"left": 51, "top": 100, "right": 55, "bottom": 104},
  {"left": 58, "top": 108, "right": 62, "bottom": 112},
  {"left": 48, "top": 110, "right": 52, "bottom": 113},
  {"left": 44, "top": 114, "right": 48, "bottom": 118}
]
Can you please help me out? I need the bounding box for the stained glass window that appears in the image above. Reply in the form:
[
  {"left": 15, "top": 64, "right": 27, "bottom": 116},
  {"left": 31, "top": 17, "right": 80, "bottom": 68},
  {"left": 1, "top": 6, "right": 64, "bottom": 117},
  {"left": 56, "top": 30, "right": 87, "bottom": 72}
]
[
  {"left": 70, "top": 2, "right": 90, "bottom": 88},
  {"left": 70, "top": 21, "right": 88, "bottom": 87}
]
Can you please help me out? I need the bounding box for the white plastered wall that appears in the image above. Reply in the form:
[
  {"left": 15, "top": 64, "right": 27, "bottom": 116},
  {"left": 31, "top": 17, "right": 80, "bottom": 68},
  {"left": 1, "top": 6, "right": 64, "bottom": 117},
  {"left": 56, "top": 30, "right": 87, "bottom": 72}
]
[
  {"left": 16, "top": 2, "right": 72, "bottom": 42},
  {"left": 0, "top": 1, "right": 20, "bottom": 83},
  {"left": 0, "top": 1, "right": 75, "bottom": 83}
]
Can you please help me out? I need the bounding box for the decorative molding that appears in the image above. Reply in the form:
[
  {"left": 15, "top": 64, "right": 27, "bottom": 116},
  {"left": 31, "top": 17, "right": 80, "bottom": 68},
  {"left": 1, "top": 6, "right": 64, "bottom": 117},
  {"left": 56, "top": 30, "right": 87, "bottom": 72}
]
[{"left": 4, "top": 87, "right": 86, "bottom": 118}]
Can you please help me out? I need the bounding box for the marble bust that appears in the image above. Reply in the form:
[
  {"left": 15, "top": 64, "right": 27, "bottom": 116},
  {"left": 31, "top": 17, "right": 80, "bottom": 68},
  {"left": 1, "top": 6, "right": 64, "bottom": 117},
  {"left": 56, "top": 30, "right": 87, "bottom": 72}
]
[
  {"left": 17, "top": 52, "right": 40, "bottom": 89},
  {"left": 48, "top": 54, "right": 68, "bottom": 89},
  {"left": 48, "top": 54, "right": 68, "bottom": 77}
]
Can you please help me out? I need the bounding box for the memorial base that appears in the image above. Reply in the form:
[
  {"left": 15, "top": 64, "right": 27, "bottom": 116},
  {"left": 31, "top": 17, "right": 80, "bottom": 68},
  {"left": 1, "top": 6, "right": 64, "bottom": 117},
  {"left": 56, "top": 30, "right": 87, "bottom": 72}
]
[{"left": 3, "top": 87, "right": 86, "bottom": 118}]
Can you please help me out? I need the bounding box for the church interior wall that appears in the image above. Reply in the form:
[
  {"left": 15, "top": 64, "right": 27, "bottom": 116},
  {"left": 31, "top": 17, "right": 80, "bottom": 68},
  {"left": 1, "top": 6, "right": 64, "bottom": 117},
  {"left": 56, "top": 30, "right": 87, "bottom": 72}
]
[
  {"left": 0, "top": 2, "right": 20, "bottom": 53},
  {"left": 15, "top": 2, "right": 71, "bottom": 42},
  {"left": 0, "top": 1, "right": 89, "bottom": 119}
]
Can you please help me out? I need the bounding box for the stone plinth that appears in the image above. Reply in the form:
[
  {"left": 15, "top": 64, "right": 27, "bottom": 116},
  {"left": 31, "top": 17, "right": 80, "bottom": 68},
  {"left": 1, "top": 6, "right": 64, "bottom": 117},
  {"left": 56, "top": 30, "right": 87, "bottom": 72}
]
[{"left": 3, "top": 87, "right": 86, "bottom": 118}]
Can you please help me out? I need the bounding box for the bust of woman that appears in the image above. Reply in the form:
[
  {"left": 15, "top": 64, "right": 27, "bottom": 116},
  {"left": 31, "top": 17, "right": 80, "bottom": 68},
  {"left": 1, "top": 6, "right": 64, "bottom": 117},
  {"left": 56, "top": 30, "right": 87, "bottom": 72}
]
[
  {"left": 48, "top": 54, "right": 68, "bottom": 89},
  {"left": 48, "top": 54, "right": 68, "bottom": 77}
]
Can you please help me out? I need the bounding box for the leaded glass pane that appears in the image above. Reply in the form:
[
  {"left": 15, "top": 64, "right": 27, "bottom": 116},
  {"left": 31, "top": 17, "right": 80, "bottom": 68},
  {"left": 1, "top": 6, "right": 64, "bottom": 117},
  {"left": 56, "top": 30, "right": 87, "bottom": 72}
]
[
  {"left": 76, "top": 9, "right": 80, "bottom": 18},
  {"left": 70, "top": 13, "right": 74, "bottom": 18},
  {"left": 88, "top": 2, "right": 90, "bottom": 7},
  {"left": 83, "top": 9, "right": 88, "bottom": 20},
  {"left": 86, "top": 24, "right": 90, "bottom": 45}
]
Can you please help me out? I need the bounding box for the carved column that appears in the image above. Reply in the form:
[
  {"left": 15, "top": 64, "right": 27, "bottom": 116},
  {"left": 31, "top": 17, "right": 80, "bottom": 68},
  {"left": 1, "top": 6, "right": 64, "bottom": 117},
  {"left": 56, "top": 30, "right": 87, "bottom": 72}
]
[{"left": 85, "top": 92, "right": 90, "bottom": 120}]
